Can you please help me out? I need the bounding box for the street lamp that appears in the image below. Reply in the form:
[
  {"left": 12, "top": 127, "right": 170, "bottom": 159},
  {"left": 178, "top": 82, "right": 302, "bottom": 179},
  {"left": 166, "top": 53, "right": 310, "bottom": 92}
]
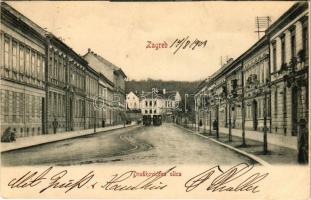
[{"left": 185, "top": 93, "right": 197, "bottom": 130}]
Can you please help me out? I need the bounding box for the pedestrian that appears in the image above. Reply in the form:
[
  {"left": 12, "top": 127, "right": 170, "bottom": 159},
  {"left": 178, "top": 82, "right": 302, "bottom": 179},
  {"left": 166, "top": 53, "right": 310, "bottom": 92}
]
[
  {"left": 52, "top": 118, "right": 58, "bottom": 134},
  {"left": 213, "top": 119, "right": 218, "bottom": 130}
]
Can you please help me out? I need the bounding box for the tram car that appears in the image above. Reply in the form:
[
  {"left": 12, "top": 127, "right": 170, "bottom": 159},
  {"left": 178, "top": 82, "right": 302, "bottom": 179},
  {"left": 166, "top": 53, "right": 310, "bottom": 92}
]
[
  {"left": 143, "top": 115, "right": 152, "bottom": 126},
  {"left": 153, "top": 115, "right": 162, "bottom": 126}
]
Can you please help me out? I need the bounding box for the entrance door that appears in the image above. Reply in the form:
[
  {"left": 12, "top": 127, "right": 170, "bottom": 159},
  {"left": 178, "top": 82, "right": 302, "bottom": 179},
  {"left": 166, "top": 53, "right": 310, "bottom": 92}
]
[
  {"left": 252, "top": 100, "right": 258, "bottom": 131},
  {"left": 292, "top": 87, "right": 298, "bottom": 136},
  {"left": 69, "top": 98, "right": 73, "bottom": 131},
  {"left": 42, "top": 97, "right": 45, "bottom": 134}
]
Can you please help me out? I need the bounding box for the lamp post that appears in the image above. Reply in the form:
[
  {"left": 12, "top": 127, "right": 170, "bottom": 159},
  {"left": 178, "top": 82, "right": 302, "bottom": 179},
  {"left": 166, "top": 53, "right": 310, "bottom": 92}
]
[
  {"left": 185, "top": 93, "right": 197, "bottom": 130},
  {"left": 263, "top": 85, "right": 270, "bottom": 154}
]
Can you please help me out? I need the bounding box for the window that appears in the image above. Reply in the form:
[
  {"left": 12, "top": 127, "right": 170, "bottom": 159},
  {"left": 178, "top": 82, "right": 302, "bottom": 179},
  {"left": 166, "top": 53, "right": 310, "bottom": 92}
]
[
  {"left": 261, "top": 64, "right": 264, "bottom": 83},
  {"left": 302, "top": 22, "right": 308, "bottom": 60},
  {"left": 4, "top": 37, "right": 9, "bottom": 68},
  {"left": 37, "top": 55, "right": 41, "bottom": 80},
  {"left": 145, "top": 110, "right": 148, "bottom": 114},
  {"left": 25, "top": 49, "right": 30, "bottom": 75},
  {"left": 48, "top": 92, "right": 52, "bottom": 116},
  {"left": 19, "top": 46, "right": 24, "bottom": 73},
  {"left": 31, "top": 53, "right": 35, "bottom": 76},
  {"left": 149, "top": 101, "right": 152, "bottom": 106},
  {"left": 272, "top": 42, "right": 276, "bottom": 72},
  {"left": 54, "top": 93, "right": 57, "bottom": 116},
  {"left": 12, "top": 41, "right": 17, "bottom": 71},
  {"left": 154, "top": 110, "right": 157, "bottom": 114},
  {"left": 154, "top": 100, "right": 157, "bottom": 106},
  {"left": 12, "top": 92, "right": 17, "bottom": 122},
  {"left": 274, "top": 88, "right": 278, "bottom": 116},
  {"left": 290, "top": 28, "right": 296, "bottom": 59},
  {"left": 145, "top": 101, "right": 148, "bottom": 107},
  {"left": 281, "top": 36, "right": 285, "bottom": 65}
]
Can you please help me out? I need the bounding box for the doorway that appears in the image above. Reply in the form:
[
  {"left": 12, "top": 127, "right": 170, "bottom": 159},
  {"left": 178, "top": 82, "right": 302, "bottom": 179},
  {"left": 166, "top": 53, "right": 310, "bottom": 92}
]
[
  {"left": 292, "top": 87, "right": 298, "bottom": 136},
  {"left": 252, "top": 100, "right": 258, "bottom": 131}
]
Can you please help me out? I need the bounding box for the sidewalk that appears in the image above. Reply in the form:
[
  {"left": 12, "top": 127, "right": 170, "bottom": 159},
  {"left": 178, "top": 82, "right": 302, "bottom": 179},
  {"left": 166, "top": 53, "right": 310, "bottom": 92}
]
[
  {"left": 182, "top": 124, "right": 298, "bottom": 165},
  {"left": 1, "top": 123, "right": 139, "bottom": 153},
  {"left": 186, "top": 124, "right": 297, "bottom": 150}
]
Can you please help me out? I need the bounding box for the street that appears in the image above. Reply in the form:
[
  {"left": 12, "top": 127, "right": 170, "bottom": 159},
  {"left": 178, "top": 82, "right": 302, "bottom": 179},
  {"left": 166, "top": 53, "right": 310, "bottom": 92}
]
[{"left": 2, "top": 123, "right": 255, "bottom": 166}]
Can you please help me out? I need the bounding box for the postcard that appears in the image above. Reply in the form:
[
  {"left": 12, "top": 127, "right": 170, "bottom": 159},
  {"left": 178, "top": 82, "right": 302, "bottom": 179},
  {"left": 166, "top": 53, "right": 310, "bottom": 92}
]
[{"left": 0, "top": 1, "right": 309, "bottom": 199}]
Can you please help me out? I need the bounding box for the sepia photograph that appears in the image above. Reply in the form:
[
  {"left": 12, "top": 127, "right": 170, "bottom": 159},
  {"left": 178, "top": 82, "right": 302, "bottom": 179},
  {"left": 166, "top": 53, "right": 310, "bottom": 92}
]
[{"left": 0, "top": 1, "right": 309, "bottom": 199}]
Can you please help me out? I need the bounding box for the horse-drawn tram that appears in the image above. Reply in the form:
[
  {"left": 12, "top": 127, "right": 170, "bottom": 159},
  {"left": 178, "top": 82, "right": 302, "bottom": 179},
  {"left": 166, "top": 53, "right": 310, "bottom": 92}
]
[{"left": 143, "top": 114, "right": 162, "bottom": 126}]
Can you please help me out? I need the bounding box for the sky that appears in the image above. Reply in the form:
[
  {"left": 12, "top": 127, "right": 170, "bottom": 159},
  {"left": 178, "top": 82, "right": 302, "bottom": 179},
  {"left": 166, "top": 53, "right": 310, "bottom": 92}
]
[{"left": 8, "top": 1, "right": 295, "bottom": 81}]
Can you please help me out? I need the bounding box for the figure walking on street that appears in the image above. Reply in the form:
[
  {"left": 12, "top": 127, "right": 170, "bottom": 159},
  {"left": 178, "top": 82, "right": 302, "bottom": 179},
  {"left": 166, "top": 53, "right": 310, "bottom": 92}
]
[{"left": 52, "top": 118, "right": 58, "bottom": 134}]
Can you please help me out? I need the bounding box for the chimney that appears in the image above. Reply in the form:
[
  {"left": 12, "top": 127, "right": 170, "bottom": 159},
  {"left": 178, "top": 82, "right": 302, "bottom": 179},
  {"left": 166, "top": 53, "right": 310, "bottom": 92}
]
[
  {"left": 163, "top": 89, "right": 166, "bottom": 94},
  {"left": 88, "top": 48, "right": 91, "bottom": 53}
]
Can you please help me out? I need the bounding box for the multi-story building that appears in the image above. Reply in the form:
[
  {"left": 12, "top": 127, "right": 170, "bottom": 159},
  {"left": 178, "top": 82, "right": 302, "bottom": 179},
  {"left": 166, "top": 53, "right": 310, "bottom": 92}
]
[
  {"left": 194, "top": 2, "right": 308, "bottom": 147},
  {"left": 140, "top": 89, "right": 181, "bottom": 119},
  {"left": 85, "top": 65, "right": 99, "bottom": 129},
  {"left": 0, "top": 2, "right": 128, "bottom": 139},
  {"left": 1, "top": 3, "right": 46, "bottom": 137},
  {"left": 242, "top": 36, "right": 270, "bottom": 132},
  {"left": 140, "top": 91, "right": 162, "bottom": 117},
  {"left": 45, "top": 33, "right": 89, "bottom": 133},
  {"left": 83, "top": 49, "right": 127, "bottom": 126},
  {"left": 126, "top": 91, "right": 140, "bottom": 110},
  {"left": 267, "top": 2, "right": 308, "bottom": 136}
]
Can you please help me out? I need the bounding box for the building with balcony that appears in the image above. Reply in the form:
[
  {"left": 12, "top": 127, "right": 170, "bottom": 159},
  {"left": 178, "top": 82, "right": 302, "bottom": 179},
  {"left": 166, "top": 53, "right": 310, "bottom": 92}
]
[
  {"left": 267, "top": 2, "right": 308, "bottom": 136},
  {"left": 242, "top": 36, "right": 270, "bottom": 132},
  {"left": 194, "top": 2, "right": 308, "bottom": 144}
]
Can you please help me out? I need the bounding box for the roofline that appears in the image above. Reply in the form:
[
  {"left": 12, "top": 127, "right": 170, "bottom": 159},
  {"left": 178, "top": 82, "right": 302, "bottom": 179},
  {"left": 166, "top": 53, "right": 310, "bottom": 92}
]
[
  {"left": 266, "top": 2, "right": 308, "bottom": 36},
  {"left": 47, "top": 33, "right": 88, "bottom": 66}
]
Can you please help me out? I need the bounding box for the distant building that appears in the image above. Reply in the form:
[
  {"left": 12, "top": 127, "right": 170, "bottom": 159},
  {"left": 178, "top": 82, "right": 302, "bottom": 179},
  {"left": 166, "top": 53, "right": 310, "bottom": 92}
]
[
  {"left": 140, "top": 89, "right": 181, "bottom": 118},
  {"left": 126, "top": 91, "right": 140, "bottom": 110}
]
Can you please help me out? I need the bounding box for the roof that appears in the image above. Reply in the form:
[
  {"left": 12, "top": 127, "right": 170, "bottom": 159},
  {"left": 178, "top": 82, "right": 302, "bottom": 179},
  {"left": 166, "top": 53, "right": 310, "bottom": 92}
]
[
  {"left": 84, "top": 49, "right": 127, "bottom": 78},
  {"left": 47, "top": 33, "right": 88, "bottom": 66},
  {"left": 266, "top": 2, "right": 308, "bottom": 36},
  {"left": 139, "top": 90, "right": 179, "bottom": 100},
  {"left": 1, "top": 2, "right": 47, "bottom": 37}
]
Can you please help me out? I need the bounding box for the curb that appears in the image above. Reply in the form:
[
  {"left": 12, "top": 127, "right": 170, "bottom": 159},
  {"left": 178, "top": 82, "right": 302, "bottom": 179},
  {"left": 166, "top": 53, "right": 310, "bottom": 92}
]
[
  {"left": 175, "top": 124, "right": 271, "bottom": 166},
  {"left": 1, "top": 124, "right": 141, "bottom": 153}
]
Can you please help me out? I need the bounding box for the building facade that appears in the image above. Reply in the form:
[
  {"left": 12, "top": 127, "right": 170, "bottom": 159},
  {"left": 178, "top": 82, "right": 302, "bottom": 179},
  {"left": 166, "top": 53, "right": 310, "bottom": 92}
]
[
  {"left": 140, "top": 89, "right": 181, "bottom": 119},
  {"left": 194, "top": 2, "right": 309, "bottom": 149},
  {"left": 83, "top": 49, "right": 127, "bottom": 126},
  {"left": 267, "top": 3, "right": 308, "bottom": 136},
  {"left": 243, "top": 36, "right": 270, "bottom": 132},
  {"left": 1, "top": 3, "right": 46, "bottom": 137},
  {"left": 0, "top": 2, "right": 128, "bottom": 139},
  {"left": 126, "top": 91, "right": 140, "bottom": 110}
]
